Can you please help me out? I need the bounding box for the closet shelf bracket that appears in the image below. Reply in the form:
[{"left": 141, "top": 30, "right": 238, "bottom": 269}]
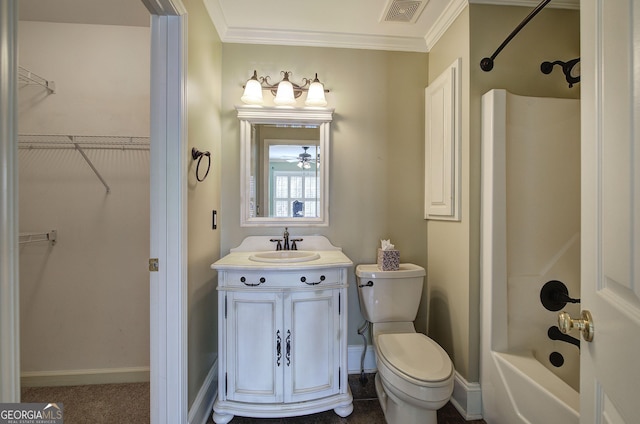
[
  {"left": 19, "top": 230, "right": 57, "bottom": 246},
  {"left": 72, "top": 139, "right": 111, "bottom": 194},
  {"left": 19, "top": 66, "right": 56, "bottom": 94}
]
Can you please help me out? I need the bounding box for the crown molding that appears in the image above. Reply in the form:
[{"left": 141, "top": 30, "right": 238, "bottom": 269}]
[
  {"left": 468, "top": 0, "right": 579, "bottom": 9},
  {"left": 222, "top": 26, "right": 429, "bottom": 52},
  {"left": 203, "top": 0, "right": 227, "bottom": 41},
  {"left": 203, "top": 0, "right": 428, "bottom": 52},
  {"left": 203, "top": 0, "right": 578, "bottom": 54},
  {"left": 424, "top": 0, "right": 579, "bottom": 49},
  {"left": 425, "top": 0, "right": 468, "bottom": 51}
]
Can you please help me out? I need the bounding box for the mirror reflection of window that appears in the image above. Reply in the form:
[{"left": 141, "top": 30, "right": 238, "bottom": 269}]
[
  {"left": 253, "top": 124, "right": 321, "bottom": 219},
  {"left": 268, "top": 143, "right": 320, "bottom": 218}
]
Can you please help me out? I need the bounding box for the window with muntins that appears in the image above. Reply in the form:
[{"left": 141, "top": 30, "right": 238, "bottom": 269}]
[{"left": 273, "top": 172, "right": 318, "bottom": 217}]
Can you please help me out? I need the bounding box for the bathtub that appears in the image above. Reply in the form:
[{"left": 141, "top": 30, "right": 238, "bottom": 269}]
[{"left": 481, "top": 89, "right": 580, "bottom": 424}]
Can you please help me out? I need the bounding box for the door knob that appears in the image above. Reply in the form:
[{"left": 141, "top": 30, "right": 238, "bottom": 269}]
[{"left": 558, "top": 309, "right": 594, "bottom": 342}]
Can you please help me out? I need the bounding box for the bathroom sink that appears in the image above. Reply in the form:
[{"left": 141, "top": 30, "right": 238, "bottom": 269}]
[{"left": 249, "top": 251, "right": 320, "bottom": 263}]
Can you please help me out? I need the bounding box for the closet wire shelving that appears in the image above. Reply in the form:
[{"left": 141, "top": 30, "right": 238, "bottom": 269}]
[
  {"left": 18, "top": 134, "right": 150, "bottom": 194},
  {"left": 19, "top": 230, "right": 57, "bottom": 246},
  {"left": 17, "top": 70, "right": 145, "bottom": 244},
  {"left": 18, "top": 66, "right": 56, "bottom": 94}
]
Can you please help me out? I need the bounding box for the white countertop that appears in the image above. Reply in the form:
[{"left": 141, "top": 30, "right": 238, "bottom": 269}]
[
  {"left": 212, "top": 236, "right": 353, "bottom": 271},
  {"left": 211, "top": 250, "right": 352, "bottom": 271}
]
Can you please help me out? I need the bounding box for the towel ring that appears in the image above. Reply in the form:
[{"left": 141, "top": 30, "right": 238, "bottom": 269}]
[{"left": 191, "top": 148, "right": 211, "bottom": 182}]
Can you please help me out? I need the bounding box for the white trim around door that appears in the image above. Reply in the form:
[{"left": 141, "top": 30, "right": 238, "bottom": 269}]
[
  {"left": 145, "top": 0, "right": 188, "bottom": 423},
  {"left": 0, "top": 0, "right": 20, "bottom": 403}
]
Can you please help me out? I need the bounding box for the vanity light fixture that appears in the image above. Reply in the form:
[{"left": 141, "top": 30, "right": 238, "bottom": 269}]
[{"left": 241, "top": 70, "right": 328, "bottom": 107}]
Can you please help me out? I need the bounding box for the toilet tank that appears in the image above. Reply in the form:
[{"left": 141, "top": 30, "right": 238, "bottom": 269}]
[{"left": 355, "top": 263, "right": 426, "bottom": 323}]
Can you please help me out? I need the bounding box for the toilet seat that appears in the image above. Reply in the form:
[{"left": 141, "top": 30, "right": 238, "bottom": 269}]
[{"left": 377, "top": 333, "right": 453, "bottom": 386}]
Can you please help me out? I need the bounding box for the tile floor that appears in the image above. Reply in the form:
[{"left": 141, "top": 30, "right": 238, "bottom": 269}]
[{"left": 209, "top": 373, "right": 487, "bottom": 423}]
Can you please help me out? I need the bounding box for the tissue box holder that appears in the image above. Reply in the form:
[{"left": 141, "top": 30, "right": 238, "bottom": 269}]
[{"left": 377, "top": 248, "right": 400, "bottom": 271}]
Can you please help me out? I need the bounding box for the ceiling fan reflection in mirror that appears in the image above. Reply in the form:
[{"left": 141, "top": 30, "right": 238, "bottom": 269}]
[{"left": 285, "top": 146, "right": 319, "bottom": 169}]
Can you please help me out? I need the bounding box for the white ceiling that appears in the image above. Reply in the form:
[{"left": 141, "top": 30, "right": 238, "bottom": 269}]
[
  {"left": 18, "top": 0, "right": 579, "bottom": 52},
  {"left": 206, "top": 0, "right": 578, "bottom": 52}
]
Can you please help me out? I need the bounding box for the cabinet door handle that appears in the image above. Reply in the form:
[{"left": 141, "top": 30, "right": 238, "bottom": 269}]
[
  {"left": 276, "top": 330, "right": 282, "bottom": 367},
  {"left": 285, "top": 330, "right": 291, "bottom": 366}
]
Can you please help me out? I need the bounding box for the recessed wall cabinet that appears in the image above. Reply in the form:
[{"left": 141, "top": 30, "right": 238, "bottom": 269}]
[
  {"left": 211, "top": 236, "right": 353, "bottom": 423},
  {"left": 424, "top": 58, "right": 461, "bottom": 221}
]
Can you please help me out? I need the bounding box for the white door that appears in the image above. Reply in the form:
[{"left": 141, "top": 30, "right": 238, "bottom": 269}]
[
  {"left": 286, "top": 289, "right": 341, "bottom": 402},
  {"left": 225, "top": 291, "right": 283, "bottom": 403},
  {"left": 579, "top": 0, "right": 640, "bottom": 422}
]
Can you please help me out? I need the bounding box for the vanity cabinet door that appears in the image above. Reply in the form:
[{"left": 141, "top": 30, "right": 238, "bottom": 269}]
[
  {"left": 284, "top": 289, "right": 341, "bottom": 403},
  {"left": 225, "top": 291, "right": 284, "bottom": 403}
]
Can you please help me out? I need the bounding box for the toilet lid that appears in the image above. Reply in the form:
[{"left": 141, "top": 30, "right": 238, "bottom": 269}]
[{"left": 377, "top": 333, "right": 452, "bottom": 383}]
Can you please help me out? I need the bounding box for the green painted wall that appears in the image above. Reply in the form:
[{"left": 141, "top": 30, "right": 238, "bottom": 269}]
[{"left": 184, "top": 0, "right": 222, "bottom": 408}]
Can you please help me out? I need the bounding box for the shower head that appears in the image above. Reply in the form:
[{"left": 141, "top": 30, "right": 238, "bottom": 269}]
[{"left": 541, "top": 57, "right": 581, "bottom": 88}]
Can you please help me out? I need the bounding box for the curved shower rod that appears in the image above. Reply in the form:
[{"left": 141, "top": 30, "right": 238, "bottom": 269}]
[{"left": 480, "top": 0, "right": 552, "bottom": 72}]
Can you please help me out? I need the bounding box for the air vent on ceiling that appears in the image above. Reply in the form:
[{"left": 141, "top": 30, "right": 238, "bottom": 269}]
[{"left": 382, "top": 0, "right": 428, "bottom": 23}]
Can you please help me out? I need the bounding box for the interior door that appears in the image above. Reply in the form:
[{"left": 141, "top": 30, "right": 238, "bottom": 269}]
[{"left": 579, "top": 0, "right": 640, "bottom": 422}]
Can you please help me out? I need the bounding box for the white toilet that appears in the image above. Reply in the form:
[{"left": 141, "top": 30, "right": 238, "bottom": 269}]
[{"left": 355, "top": 263, "right": 454, "bottom": 424}]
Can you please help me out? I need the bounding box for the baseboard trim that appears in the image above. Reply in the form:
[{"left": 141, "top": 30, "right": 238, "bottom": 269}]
[
  {"left": 21, "top": 366, "right": 150, "bottom": 387},
  {"left": 347, "top": 344, "right": 376, "bottom": 374},
  {"left": 450, "top": 371, "right": 483, "bottom": 420},
  {"left": 188, "top": 359, "right": 218, "bottom": 424}
]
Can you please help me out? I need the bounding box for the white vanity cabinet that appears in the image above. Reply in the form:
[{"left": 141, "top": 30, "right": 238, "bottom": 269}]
[
  {"left": 211, "top": 236, "right": 353, "bottom": 424},
  {"left": 224, "top": 288, "right": 341, "bottom": 404}
]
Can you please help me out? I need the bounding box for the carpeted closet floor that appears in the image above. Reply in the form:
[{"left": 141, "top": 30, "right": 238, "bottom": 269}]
[{"left": 21, "top": 382, "right": 150, "bottom": 424}]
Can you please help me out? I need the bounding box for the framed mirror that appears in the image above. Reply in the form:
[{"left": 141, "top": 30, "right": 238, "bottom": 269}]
[{"left": 237, "top": 106, "right": 333, "bottom": 227}]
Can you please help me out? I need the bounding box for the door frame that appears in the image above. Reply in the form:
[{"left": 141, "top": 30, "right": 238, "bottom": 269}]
[
  {"left": 0, "top": 1, "right": 190, "bottom": 422},
  {"left": 144, "top": 0, "right": 188, "bottom": 422},
  {"left": 0, "top": 0, "right": 20, "bottom": 402}
]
